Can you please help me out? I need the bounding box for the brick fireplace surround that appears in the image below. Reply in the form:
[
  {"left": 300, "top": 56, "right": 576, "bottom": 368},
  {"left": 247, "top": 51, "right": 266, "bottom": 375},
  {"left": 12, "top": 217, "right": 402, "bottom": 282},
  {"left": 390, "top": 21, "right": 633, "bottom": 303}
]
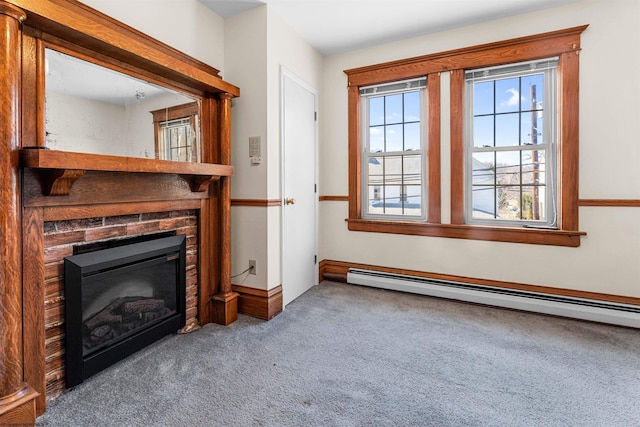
[
  {"left": 0, "top": 0, "right": 246, "bottom": 423},
  {"left": 43, "top": 210, "right": 200, "bottom": 399}
]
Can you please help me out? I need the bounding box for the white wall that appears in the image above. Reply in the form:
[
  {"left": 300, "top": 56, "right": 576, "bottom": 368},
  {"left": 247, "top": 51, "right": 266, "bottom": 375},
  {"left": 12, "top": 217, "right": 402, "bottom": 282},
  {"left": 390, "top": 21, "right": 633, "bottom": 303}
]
[
  {"left": 80, "top": 0, "right": 225, "bottom": 72},
  {"left": 225, "top": 6, "right": 269, "bottom": 289},
  {"left": 45, "top": 91, "right": 126, "bottom": 155},
  {"left": 225, "top": 5, "right": 322, "bottom": 292},
  {"left": 320, "top": 0, "right": 640, "bottom": 298},
  {"left": 265, "top": 8, "right": 323, "bottom": 290}
]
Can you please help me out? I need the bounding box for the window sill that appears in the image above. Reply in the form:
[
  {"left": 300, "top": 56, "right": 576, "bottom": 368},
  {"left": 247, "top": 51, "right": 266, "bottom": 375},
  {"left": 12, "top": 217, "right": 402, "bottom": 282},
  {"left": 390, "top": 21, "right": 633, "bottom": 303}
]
[{"left": 346, "top": 218, "right": 585, "bottom": 247}]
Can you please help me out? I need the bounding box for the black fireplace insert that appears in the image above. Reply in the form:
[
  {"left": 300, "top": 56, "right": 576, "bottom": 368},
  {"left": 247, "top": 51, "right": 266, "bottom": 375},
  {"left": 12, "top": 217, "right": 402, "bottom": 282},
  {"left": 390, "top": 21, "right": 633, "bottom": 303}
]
[{"left": 64, "top": 234, "right": 186, "bottom": 387}]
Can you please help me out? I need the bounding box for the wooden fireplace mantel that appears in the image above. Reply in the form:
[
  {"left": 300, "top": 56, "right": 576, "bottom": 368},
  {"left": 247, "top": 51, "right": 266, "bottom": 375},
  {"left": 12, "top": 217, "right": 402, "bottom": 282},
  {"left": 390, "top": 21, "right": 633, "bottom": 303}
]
[
  {"left": 20, "top": 149, "right": 235, "bottom": 195},
  {"left": 0, "top": 0, "right": 240, "bottom": 422}
]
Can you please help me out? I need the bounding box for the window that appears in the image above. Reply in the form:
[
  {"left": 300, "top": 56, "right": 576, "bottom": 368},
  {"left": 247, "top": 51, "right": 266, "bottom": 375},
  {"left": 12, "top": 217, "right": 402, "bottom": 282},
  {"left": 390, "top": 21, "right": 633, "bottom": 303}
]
[
  {"left": 151, "top": 102, "right": 200, "bottom": 162},
  {"left": 466, "top": 58, "right": 558, "bottom": 227},
  {"left": 362, "top": 78, "right": 426, "bottom": 219},
  {"left": 345, "top": 26, "right": 587, "bottom": 246}
]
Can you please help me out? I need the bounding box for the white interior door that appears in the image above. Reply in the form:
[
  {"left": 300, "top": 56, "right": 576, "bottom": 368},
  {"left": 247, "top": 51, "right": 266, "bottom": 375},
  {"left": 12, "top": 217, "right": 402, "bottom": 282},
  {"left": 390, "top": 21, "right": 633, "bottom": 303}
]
[{"left": 282, "top": 70, "right": 317, "bottom": 307}]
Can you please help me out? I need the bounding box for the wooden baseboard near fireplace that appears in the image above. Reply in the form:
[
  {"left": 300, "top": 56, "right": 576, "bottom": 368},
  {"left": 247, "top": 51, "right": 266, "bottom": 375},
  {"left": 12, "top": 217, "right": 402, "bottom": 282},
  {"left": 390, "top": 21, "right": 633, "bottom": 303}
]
[
  {"left": 0, "top": 385, "right": 39, "bottom": 426},
  {"left": 232, "top": 285, "right": 283, "bottom": 320}
]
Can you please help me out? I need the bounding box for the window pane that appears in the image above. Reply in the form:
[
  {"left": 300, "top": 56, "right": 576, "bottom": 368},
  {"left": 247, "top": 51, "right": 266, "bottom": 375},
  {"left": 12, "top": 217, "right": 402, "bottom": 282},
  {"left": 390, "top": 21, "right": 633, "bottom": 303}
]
[
  {"left": 404, "top": 185, "right": 422, "bottom": 215},
  {"left": 367, "top": 186, "right": 384, "bottom": 215},
  {"left": 497, "top": 186, "right": 520, "bottom": 220},
  {"left": 404, "top": 91, "right": 420, "bottom": 122},
  {"left": 496, "top": 151, "right": 520, "bottom": 185},
  {"left": 521, "top": 186, "right": 547, "bottom": 221},
  {"left": 385, "top": 124, "right": 403, "bottom": 152},
  {"left": 383, "top": 185, "right": 402, "bottom": 215},
  {"left": 521, "top": 112, "right": 545, "bottom": 145},
  {"left": 385, "top": 94, "right": 403, "bottom": 124},
  {"left": 495, "top": 77, "right": 520, "bottom": 114},
  {"left": 472, "top": 186, "right": 496, "bottom": 218},
  {"left": 472, "top": 152, "right": 495, "bottom": 185},
  {"left": 369, "top": 127, "right": 384, "bottom": 152},
  {"left": 385, "top": 156, "right": 402, "bottom": 185},
  {"left": 522, "top": 150, "right": 545, "bottom": 185},
  {"left": 404, "top": 122, "right": 420, "bottom": 151},
  {"left": 495, "top": 113, "right": 519, "bottom": 147},
  {"left": 473, "top": 115, "right": 494, "bottom": 147},
  {"left": 367, "top": 156, "right": 383, "bottom": 186},
  {"left": 521, "top": 74, "right": 544, "bottom": 112},
  {"left": 369, "top": 97, "right": 384, "bottom": 126},
  {"left": 403, "top": 155, "right": 422, "bottom": 185},
  {"left": 474, "top": 81, "right": 493, "bottom": 116}
]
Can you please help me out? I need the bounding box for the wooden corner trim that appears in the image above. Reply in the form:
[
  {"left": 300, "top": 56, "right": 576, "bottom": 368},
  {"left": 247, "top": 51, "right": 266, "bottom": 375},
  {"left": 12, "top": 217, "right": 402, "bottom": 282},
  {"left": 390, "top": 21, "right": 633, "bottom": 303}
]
[
  {"left": 319, "top": 259, "right": 640, "bottom": 307},
  {"left": 0, "top": 384, "right": 39, "bottom": 424},
  {"left": 232, "top": 284, "right": 283, "bottom": 320}
]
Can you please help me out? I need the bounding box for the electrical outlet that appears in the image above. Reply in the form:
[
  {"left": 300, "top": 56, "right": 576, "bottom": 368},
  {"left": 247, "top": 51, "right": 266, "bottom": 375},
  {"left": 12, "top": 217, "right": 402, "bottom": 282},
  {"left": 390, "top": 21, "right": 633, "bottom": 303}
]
[{"left": 249, "top": 259, "right": 256, "bottom": 275}]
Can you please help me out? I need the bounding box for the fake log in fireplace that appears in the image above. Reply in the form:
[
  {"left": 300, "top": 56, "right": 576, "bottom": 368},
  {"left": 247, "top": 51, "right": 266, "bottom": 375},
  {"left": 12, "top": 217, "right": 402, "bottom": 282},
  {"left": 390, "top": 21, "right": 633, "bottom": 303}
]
[{"left": 64, "top": 235, "right": 186, "bottom": 388}]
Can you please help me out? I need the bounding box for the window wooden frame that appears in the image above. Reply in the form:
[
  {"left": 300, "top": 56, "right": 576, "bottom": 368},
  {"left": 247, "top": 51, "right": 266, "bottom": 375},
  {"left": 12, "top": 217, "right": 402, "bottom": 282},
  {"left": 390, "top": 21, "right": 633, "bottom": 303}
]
[
  {"left": 150, "top": 102, "right": 200, "bottom": 161},
  {"left": 344, "top": 25, "right": 588, "bottom": 247}
]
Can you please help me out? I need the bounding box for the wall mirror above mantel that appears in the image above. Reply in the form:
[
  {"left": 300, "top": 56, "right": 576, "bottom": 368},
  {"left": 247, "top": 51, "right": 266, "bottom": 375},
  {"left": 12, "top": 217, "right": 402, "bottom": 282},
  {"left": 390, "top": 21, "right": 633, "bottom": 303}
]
[{"left": 45, "top": 48, "right": 202, "bottom": 162}]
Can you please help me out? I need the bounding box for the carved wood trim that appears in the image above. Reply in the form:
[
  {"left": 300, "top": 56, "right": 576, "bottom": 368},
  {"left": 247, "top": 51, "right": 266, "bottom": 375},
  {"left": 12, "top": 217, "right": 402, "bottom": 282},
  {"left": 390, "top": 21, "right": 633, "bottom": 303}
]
[
  {"left": 0, "top": 1, "right": 29, "bottom": 410},
  {"left": 180, "top": 175, "right": 221, "bottom": 193},
  {"left": 22, "top": 207, "right": 45, "bottom": 415},
  {"left": 8, "top": 0, "right": 239, "bottom": 96},
  {"left": 21, "top": 149, "right": 233, "bottom": 195},
  {"left": 211, "top": 93, "right": 236, "bottom": 325},
  {"left": 44, "top": 169, "right": 86, "bottom": 196},
  {"left": 3, "top": 0, "right": 240, "bottom": 413}
]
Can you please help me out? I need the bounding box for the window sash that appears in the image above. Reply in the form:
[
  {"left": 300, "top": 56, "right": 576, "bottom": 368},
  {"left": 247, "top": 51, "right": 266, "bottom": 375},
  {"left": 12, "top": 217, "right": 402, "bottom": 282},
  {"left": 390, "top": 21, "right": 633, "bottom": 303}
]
[
  {"left": 361, "top": 79, "right": 426, "bottom": 220},
  {"left": 465, "top": 59, "right": 558, "bottom": 227}
]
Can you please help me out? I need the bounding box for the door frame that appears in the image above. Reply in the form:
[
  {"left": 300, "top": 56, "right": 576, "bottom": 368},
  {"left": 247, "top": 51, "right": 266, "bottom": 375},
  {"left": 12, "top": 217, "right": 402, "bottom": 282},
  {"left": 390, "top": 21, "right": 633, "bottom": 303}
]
[{"left": 280, "top": 66, "right": 319, "bottom": 304}]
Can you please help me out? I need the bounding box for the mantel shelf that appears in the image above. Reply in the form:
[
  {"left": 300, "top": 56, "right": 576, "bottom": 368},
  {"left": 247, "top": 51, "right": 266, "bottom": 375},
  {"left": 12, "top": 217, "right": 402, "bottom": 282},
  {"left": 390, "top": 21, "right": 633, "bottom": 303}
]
[{"left": 20, "top": 148, "right": 234, "bottom": 196}]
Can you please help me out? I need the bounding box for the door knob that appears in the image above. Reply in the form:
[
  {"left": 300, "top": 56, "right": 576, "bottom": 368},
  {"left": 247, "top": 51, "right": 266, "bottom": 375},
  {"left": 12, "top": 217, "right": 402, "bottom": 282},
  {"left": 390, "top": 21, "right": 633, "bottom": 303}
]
[{"left": 285, "top": 197, "right": 296, "bottom": 205}]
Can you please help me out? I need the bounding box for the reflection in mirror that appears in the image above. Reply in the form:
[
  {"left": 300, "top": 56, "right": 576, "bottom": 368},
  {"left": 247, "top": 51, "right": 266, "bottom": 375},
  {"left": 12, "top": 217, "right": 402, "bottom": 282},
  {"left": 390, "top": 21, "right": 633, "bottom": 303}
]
[{"left": 45, "top": 48, "right": 201, "bottom": 162}]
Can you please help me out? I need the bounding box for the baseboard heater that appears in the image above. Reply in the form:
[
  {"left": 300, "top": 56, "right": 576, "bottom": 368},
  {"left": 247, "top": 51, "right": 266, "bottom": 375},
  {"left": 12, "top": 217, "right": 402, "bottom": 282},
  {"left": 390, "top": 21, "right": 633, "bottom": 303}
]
[{"left": 346, "top": 268, "right": 640, "bottom": 328}]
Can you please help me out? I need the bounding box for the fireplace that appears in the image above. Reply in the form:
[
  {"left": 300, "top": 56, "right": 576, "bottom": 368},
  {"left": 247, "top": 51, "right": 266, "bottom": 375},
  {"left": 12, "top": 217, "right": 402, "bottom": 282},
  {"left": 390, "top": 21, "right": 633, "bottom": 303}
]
[{"left": 64, "top": 234, "right": 187, "bottom": 387}]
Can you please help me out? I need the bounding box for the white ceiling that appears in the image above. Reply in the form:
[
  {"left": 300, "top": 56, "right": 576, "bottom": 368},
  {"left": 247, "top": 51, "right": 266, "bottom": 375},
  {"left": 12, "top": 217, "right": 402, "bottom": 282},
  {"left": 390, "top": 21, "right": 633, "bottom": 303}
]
[{"left": 200, "top": 0, "right": 580, "bottom": 56}]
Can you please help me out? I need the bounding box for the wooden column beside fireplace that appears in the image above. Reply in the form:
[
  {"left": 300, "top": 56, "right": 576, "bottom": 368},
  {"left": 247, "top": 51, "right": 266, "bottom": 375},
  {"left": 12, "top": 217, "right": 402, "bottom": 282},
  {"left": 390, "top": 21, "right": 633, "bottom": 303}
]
[{"left": 0, "top": 0, "right": 240, "bottom": 422}]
